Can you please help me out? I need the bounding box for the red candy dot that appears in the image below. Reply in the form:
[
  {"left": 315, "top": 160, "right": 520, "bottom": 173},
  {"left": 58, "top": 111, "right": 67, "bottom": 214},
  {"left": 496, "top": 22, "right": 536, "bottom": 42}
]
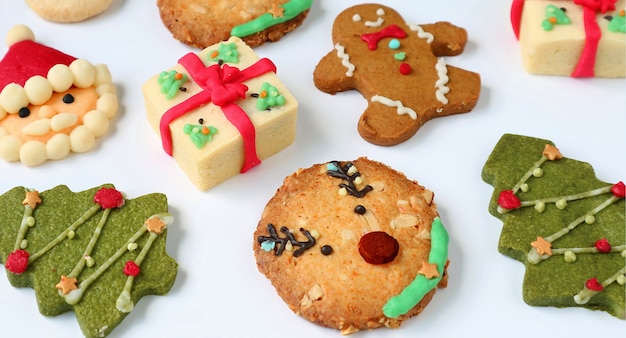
[
  {"left": 94, "top": 187, "right": 125, "bottom": 209},
  {"left": 5, "top": 249, "right": 30, "bottom": 274},
  {"left": 611, "top": 181, "right": 625, "bottom": 198},
  {"left": 497, "top": 190, "right": 521, "bottom": 209},
  {"left": 585, "top": 277, "right": 603, "bottom": 291},
  {"left": 594, "top": 238, "right": 612, "bottom": 253},
  {"left": 124, "top": 261, "right": 141, "bottom": 277},
  {"left": 399, "top": 62, "right": 411, "bottom": 75}
]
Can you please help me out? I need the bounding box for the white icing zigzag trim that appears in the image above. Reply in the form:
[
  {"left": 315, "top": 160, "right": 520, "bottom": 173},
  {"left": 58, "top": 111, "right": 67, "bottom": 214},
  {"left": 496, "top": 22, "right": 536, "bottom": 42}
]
[
  {"left": 371, "top": 95, "right": 417, "bottom": 120},
  {"left": 407, "top": 23, "right": 434, "bottom": 43},
  {"left": 334, "top": 43, "right": 355, "bottom": 77},
  {"left": 435, "top": 58, "right": 450, "bottom": 105}
]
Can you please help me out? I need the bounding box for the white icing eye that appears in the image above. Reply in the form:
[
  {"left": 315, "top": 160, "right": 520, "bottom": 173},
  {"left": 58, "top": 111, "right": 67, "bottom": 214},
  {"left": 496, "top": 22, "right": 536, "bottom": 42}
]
[
  {"left": 376, "top": 8, "right": 385, "bottom": 16},
  {"left": 352, "top": 13, "right": 361, "bottom": 22}
]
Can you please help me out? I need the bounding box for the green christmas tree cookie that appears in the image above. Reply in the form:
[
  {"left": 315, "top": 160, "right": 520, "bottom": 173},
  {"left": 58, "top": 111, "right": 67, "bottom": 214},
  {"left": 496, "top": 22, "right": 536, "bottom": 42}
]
[
  {"left": 482, "top": 134, "right": 625, "bottom": 319},
  {"left": 0, "top": 184, "right": 178, "bottom": 337}
]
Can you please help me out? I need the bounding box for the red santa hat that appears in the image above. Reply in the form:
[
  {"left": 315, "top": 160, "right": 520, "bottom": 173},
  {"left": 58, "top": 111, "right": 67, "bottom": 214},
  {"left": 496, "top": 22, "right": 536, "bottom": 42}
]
[{"left": 0, "top": 24, "right": 76, "bottom": 91}]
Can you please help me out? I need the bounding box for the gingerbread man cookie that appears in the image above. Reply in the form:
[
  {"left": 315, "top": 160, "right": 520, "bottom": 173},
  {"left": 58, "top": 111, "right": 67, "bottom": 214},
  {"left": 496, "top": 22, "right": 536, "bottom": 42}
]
[{"left": 313, "top": 4, "right": 481, "bottom": 146}]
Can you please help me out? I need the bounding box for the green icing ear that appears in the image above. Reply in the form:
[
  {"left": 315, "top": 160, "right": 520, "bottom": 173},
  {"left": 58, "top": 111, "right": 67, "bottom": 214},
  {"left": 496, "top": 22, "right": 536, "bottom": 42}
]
[
  {"left": 0, "top": 185, "right": 178, "bottom": 338},
  {"left": 542, "top": 5, "right": 571, "bottom": 31}
]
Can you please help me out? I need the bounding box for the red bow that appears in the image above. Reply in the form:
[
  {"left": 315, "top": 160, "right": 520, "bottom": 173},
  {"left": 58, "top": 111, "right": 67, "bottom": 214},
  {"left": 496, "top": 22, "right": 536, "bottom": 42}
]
[{"left": 159, "top": 53, "right": 277, "bottom": 172}]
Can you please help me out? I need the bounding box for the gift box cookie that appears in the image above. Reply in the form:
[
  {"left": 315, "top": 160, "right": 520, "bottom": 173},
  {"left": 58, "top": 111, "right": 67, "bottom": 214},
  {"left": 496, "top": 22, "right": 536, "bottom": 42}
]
[
  {"left": 143, "top": 36, "right": 298, "bottom": 190},
  {"left": 511, "top": 0, "right": 626, "bottom": 77}
]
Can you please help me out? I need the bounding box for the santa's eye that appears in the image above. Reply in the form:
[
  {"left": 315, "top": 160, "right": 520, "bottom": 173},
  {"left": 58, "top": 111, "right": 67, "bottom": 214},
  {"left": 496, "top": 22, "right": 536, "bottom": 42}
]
[
  {"left": 62, "top": 94, "right": 75, "bottom": 104},
  {"left": 18, "top": 107, "right": 30, "bottom": 118}
]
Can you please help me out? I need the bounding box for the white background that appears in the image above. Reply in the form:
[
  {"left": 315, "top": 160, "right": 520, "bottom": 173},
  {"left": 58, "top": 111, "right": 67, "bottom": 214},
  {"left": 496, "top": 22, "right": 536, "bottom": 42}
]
[{"left": 0, "top": 1, "right": 624, "bottom": 337}]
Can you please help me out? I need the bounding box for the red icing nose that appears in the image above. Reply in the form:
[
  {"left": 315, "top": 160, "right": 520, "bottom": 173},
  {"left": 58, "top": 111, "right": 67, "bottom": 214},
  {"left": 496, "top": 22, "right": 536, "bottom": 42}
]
[{"left": 358, "top": 231, "right": 399, "bottom": 264}]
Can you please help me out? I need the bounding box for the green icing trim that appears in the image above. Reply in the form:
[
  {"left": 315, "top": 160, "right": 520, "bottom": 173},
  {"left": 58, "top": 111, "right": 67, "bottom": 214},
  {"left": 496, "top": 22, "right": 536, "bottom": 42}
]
[
  {"left": 542, "top": 4, "right": 571, "bottom": 31},
  {"left": 256, "top": 82, "right": 286, "bottom": 110},
  {"left": 183, "top": 123, "right": 218, "bottom": 149},
  {"left": 382, "top": 217, "right": 449, "bottom": 318},
  {"left": 208, "top": 42, "right": 239, "bottom": 64},
  {"left": 230, "top": 0, "right": 312, "bottom": 38}
]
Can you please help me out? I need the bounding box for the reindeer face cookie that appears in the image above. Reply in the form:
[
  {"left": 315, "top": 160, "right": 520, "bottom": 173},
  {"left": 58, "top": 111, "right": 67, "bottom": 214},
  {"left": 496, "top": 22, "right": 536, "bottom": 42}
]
[
  {"left": 313, "top": 4, "right": 481, "bottom": 146},
  {"left": 254, "top": 158, "right": 450, "bottom": 335},
  {"left": 0, "top": 25, "right": 118, "bottom": 167}
]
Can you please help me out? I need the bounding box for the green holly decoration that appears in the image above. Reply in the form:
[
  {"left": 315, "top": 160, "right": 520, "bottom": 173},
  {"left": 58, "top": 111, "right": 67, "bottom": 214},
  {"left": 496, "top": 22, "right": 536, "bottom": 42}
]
[
  {"left": 542, "top": 5, "right": 571, "bottom": 31},
  {"left": 158, "top": 70, "right": 188, "bottom": 100},
  {"left": 256, "top": 82, "right": 286, "bottom": 110},
  {"left": 607, "top": 10, "right": 626, "bottom": 33},
  {"left": 183, "top": 123, "right": 218, "bottom": 149},
  {"left": 208, "top": 42, "right": 239, "bottom": 64}
]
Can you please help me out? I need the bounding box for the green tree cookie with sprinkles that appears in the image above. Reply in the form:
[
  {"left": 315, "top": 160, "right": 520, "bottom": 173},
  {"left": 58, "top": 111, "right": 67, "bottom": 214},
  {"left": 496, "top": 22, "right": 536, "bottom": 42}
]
[
  {"left": 0, "top": 184, "right": 178, "bottom": 338},
  {"left": 482, "top": 134, "right": 625, "bottom": 319}
]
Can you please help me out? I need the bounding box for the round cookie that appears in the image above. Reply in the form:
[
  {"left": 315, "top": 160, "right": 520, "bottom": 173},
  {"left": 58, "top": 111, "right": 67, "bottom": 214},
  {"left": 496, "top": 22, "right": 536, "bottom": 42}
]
[
  {"left": 157, "top": 0, "right": 312, "bottom": 49},
  {"left": 253, "top": 157, "right": 450, "bottom": 335},
  {"left": 25, "top": 0, "right": 114, "bottom": 23}
]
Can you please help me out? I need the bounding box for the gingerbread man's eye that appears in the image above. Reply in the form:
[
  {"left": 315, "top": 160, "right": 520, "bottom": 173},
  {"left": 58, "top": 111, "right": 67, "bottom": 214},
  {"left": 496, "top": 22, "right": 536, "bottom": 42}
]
[
  {"left": 62, "top": 94, "right": 75, "bottom": 104},
  {"left": 18, "top": 107, "right": 30, "bottom": 118}
]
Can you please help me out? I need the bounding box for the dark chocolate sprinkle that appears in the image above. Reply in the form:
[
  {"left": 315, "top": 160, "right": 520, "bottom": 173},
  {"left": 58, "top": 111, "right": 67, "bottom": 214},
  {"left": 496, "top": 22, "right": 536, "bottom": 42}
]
[
  {"left": 62, "top": 94, "right": 74, "bottom": 104},
  {"left": 321, "top": 245, "right": 333, "bottom": 255},
  {"left": 354, "top": 205, "right": 367, "bottom": 214},
  {"left": 18, "top": 107, "right": 30, "bottom": 118}
]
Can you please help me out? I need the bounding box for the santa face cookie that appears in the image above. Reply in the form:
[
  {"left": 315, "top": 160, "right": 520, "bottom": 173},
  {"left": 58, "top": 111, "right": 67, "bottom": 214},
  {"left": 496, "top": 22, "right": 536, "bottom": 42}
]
[
  {"left": 254, "top": 158, "right": 449, "bottom": 335},
  {"left": 313, "top": 4, "right": 481, "bottom": 146},
  {"left": 0, "top": 25, "right": 118, "bottom": 167}
]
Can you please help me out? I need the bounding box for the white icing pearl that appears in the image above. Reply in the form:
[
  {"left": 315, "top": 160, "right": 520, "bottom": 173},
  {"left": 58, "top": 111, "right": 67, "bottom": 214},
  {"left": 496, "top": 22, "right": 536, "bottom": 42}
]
[
  {"left": 24, "top": 75, "right": 53, "bottom": 105},
  {"left": 5, "top": 24, "right": 34, "bottom": 47},
  {"left": 20, "top": 140, "right": 47, "bottom": 167},
  {"left": 0, "top": 135, "right": 22, "bottom": 161},
  {"left": 70, "top": 59, "right": 96, "bottom": 88},
  {"left": 46, "top": 134, "right": 71, "bottom": 160},
  {"left": 0, "top": 83, "right": 29, "bottom": 113},
  {"left": 22, "top": 119, "right": 51, "bottom": 136},
  {"left": 97, "top": 93, "right": 118, "bottom": 119},
  {"left": 83, "top": 109, "right": 109, "bottom": 137},
  {"left": 47, "top": 64, "right": 74, "bottom": 92},
  {"left": 69, "top": 125, "right": 95, "bottom": 153}
]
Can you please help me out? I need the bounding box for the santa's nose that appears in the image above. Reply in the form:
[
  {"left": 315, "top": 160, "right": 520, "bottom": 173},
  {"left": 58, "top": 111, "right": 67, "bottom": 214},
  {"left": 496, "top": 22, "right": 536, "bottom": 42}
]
[{"left": 38, "top": 105, "right": 58, "bottom": 119}]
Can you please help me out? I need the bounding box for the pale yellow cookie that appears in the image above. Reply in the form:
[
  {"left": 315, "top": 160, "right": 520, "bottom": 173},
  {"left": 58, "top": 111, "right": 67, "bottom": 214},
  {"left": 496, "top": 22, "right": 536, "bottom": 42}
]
[{"left": 26, "top": 0, "right": 114, "bottom": 23}]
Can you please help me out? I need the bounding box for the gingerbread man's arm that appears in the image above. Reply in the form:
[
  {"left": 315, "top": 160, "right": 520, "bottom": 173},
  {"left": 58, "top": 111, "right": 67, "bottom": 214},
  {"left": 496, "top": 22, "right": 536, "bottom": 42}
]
[
  {"left": 313, "top": 49, "right": 356, "bottom": 94},
  {"left": 420, "top": 22, "right": 468, "bottom": 57}
]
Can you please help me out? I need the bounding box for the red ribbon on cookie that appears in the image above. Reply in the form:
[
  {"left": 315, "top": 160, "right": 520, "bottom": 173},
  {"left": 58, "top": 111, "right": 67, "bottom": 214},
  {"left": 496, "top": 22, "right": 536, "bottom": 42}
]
[
  {"left": 572, "top": 0, "right": 616, "bottom": 77},
  {"left": 159, "top": 53, "right": 277, "bottom": 173}
]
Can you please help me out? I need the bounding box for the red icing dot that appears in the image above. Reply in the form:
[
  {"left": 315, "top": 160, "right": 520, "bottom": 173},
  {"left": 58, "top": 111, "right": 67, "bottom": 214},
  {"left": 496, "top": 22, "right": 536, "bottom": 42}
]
[
  {"left": 399, "top": 62, "right": 411, "bottom": 75},
  {"left": 94, "top": 187, "right": 125, "bottom": 209},
  {"left": 124, "top": 261, "right": 141, "bottom": 277},
  {"left": 5, "top": 249, "right": 30, "bottom": 274},
  {"left": 594, "top": 238, "right": 612, "bottom": 253},
  {"left": 611, "top": 181, "right": 625, "bottom": 198},
  {"left": 585, "top": 277, "right": 603, "bottom": 291},
  {"left": 497, "top": 190, "right": 521, "bottom": 209}
]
